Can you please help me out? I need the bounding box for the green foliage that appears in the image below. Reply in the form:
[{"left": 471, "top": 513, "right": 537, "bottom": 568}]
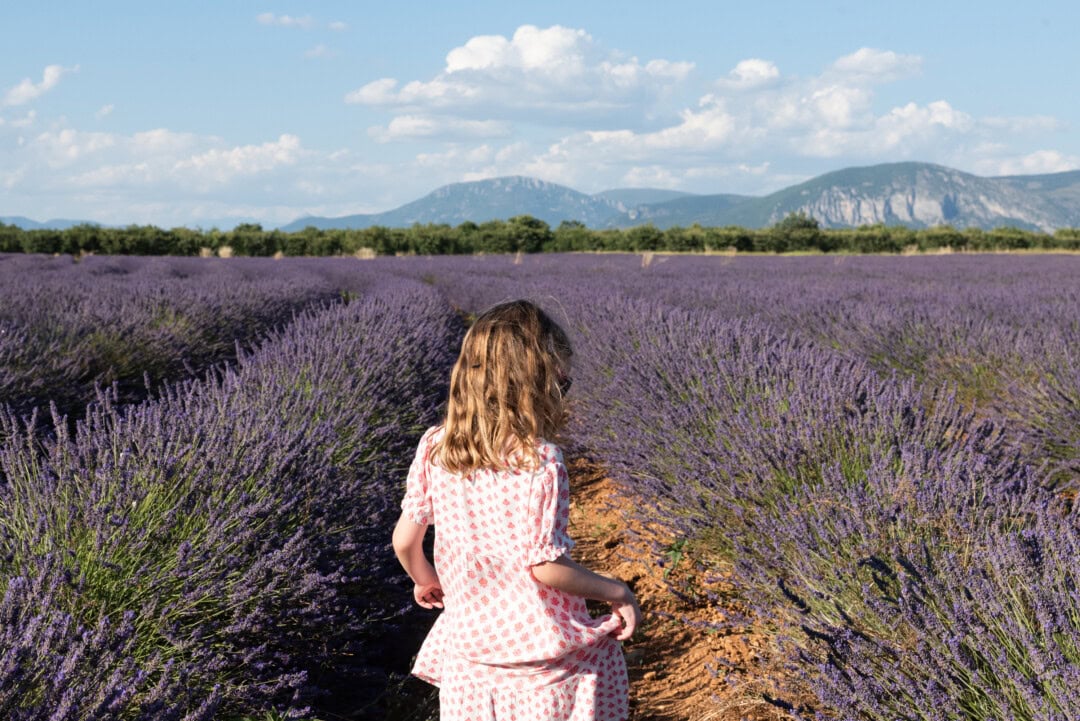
[{"left": 1, "top": 217, "right": 1077, "bottom": 256}]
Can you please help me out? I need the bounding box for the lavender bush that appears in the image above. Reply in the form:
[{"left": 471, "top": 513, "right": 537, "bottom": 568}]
[
  {"left": 0, "top": 254, "right": 366, "bottom": 422},
  {"left": 800, "top": 492, "right": 1080, "bottom": 721},
  {"left": 0, "top": 277, "right": 459, "bottom": 718},
  {"left": 0, "top": 556, "right": 221, "bottom": 721}
]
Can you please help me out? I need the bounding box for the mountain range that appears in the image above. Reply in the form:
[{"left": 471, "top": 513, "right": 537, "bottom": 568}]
[
  {"left": 280, "top": 163, "right": 1080, "bottom": 233},
  {"left": 5, "top": 162, "right": 1080, "bottom": 233}
]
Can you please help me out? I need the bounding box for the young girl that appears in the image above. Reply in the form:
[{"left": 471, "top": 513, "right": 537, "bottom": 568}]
[{"left": 392, "top": 299, "right": 641, "bottom": 721}]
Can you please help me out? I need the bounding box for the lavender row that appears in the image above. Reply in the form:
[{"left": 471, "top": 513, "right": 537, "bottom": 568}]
[
  {"left": 544, "top": 291, "right": 1078, "bottom": 718},
  {"left": 0, "top": 253, "right": 378, "bottom": 423},
  {"left": 379, "top": 254, "right": 1080, "bottom": 718},
  {"left": 383, "top": 252, "right": 1080, "bottom": 490},
  {"left": 0, "top": 277, "right": 460, "bottom": 720}
]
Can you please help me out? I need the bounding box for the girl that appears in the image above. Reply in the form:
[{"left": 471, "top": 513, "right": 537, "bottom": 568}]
[{"left": 392, "top": 299, "right": 641, "bottom": 721}]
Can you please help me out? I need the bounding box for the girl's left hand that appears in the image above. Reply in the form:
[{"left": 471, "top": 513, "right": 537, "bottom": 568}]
[{"left": 414, "top": 581, "right": 445, "bottom": 609}]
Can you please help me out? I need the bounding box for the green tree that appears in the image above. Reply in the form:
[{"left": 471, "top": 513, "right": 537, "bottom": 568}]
[
  {"left": 626, "top": 224, "right": 664, "bottom": 251},
  {"left": 552, "top": 220, "right": 592, "bottom": 251},
  {"left": 769, "top": 212, "right": 821, "bottom": 252},
  {"left": 507, "top": 215, "right": 553, "bottom": 253}
]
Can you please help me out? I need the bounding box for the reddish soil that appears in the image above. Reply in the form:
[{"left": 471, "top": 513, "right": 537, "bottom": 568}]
[{"left": 565, "top": 457, "right": 796, "bottom": 721}]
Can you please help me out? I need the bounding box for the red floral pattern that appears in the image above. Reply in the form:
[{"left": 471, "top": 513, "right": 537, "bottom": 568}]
[{"left": 402, "top": 426, "right": 629, "bottom": 720}]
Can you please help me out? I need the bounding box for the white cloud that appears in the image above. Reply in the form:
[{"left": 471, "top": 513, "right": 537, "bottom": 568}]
[
  {"left": 3, "top": 64, "right": 78, "bottom": 107},
  {"left": 0, "top": 109, "right": 37, "bottom": 128},
  {"left": 973, "top": 149, "right": 1080, "bottom": 176},
  {"left": 397, "top": 44, "right": 1058, "bottom": 196},
  {"left": 370, "top": 115, "right": 512, "bottom": 142},
  {"left": 174, "top": 134, "right": 302, "bottom": 184},
  {"left": 132, "top": 128, "right": 202, "bottom": 153},
  {"left": 417, "top": 144, "right": 499, "bottom": 169},
  {"left": 33, "top": 128, "right": 116, "bottom": 166},
  {"left": 829, "top": 48, "right": 922, "bottom": 82},
  {"left": 328, "top": 20, "right": 347, "bottom": 31},
  {"left": 3, "top": 33, "right": 1074, "bottom": 227},
  {"left": 620, "top": 165, "right": 681, "bottom": 188},
  {"left": 256, "top": 13, "right": 313, "bottom": 28},
  {"left": 345, "top": 24, "right": 692, "bottom": 125},
  {"left": 445, "top": 25, "right": 589, "bottom": 74},
  {"left": 1, "top": 114, "right": 421, "bottom": 225},
  {"left": 95, "top": 104, "right": 114, "bottom": 119},
  {"left": 718, "top": 59, "right": 780, "bottom": 89},
  {"left": 980, "top": 115, "right": 1063, "bottom": 133}
]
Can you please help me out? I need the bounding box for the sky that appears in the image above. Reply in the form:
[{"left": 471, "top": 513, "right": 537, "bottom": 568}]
[{"left": 2, "top": 0, "right": 1078, "bottom": 228}]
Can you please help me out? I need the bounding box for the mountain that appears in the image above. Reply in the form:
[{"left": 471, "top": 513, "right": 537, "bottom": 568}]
[
  {"left": 281, "top": 163, "right": 1080, "bottom": 233},
  {"left": 673, "top": 162, "right": 1080, "bottom": 232},
  {"left": 281, "top": 176, "right": 622, "bottom": 232},
  {"left": 0, "top": 217, "right": 100, "bottom": 230},
  {"left": 8, "top": 163, "right": 1080, "bottom": 233}
]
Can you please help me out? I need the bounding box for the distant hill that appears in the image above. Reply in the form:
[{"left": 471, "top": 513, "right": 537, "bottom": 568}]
[
  {"left": 281, "top": 163, "right": 1080, "bottom": 233},
  {"left": 679, "top": 163, "right": 1080, "bottom": 232},
  {"left": 281, "top": 176, "right": 622, "bottom": 232},
  {"left": 0, "top": 217, "right": 100, "bottom": 231},
  {"left": 8, "top": 162, "right": 1080, "bottom": 233}
]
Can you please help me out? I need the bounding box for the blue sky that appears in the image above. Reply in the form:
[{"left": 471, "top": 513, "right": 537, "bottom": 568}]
[{"left": 2, "top": 0, "right": 1077, "bottom": 228}]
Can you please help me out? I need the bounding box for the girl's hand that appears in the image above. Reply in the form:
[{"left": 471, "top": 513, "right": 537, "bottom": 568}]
[
  {"left": 414, "top": 580, "right": 444, "bottom": 609},
  {"left": 610, "top": 585, "right": 642, "bottom": 641}
]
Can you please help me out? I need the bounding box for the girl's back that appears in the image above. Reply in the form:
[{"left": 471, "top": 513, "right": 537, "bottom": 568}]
[
  {"left": 392, "top": 300, "right": 638, "bottom": 720},
  {"left": 404, "top": 426, "right": 620, "bottom": 668}
]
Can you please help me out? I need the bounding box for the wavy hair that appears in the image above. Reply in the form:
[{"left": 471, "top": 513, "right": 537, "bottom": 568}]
[{"left": 434, "top": 300, "right": 572, "bottom": 474}]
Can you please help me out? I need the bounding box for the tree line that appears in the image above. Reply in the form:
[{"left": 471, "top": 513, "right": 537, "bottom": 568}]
[{"left": 3, "top": 213, "right": 1080, "bottom": 256}]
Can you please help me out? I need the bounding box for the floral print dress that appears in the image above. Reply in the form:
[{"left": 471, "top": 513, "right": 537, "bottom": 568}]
[{"left": 401, "top": 426, "right": 629, "bottom": 721}]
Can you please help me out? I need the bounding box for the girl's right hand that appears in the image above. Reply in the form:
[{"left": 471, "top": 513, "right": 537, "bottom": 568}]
[
  {"left": 414, "top": 580, "right": 444, "bottom": 609},
  {"left": 610, "top": 584, "right": 642, "bottom": 641}
]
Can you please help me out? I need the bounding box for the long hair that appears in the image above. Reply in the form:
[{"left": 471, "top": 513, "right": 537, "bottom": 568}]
[{"left": 434, "top": 300, "right": 572, "bottom": 474}]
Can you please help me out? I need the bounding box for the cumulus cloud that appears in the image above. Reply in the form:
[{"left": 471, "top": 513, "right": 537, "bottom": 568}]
[
  {"left": 3, "top": 64, "right": 78, "bottom": 107},
  {"left": 973, "top": 149, "right": 1080, "bottom": 176},
  {"left": 174, "top": 134, "right": 302, "bottom": 184},
  {"left": 8, "top": 128, "right": 305, "bottom": 193},
  {"left": 345, "top": 24, "right": 693, "bottom": 124},
  {"left": 1, "top": 124, "right": 342, "bottom": 226},
  {"left": 256, "top": 12, "right": 313, "bottom": 28},
  {"left": 718, "top": 59, "right": 780, "bottom": 89},
  {"left": 343, "top": 39, "right": 986, "bottom": 196},
  {"left": 3, "top": 34, "right": 1073, "bottom": 227},
  {"left": 829, "top": 48, "right": 922, "bottom": 82},
  {"left": 396, "top": 45, "right": 1064, "bottom": 197},
  {"left": 577, "top": 49, "right": 955, "bottom": 163},
  {"left": 33, "top": 128, "right": 117, "bottom": 166},
  {"left": 369, "top": 115, "right": 512, "bottom": 142}
]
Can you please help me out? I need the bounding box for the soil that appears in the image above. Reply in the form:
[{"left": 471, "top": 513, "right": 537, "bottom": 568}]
[{"left": 564, "top": 456, "right": 796, "bottom": 721}]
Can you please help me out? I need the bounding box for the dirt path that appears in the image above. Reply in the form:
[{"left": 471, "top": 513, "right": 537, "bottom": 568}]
[{"left": 565, "top": 456, "right": 793, "bottom": 721}]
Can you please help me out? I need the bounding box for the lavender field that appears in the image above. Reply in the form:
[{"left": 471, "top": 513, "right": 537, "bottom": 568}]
[{"left": 2, "top": 252, "right": 1080, "bottom": 720}]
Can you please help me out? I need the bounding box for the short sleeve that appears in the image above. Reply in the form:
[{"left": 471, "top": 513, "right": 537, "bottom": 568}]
[
  {"left": 400, "top": 427, "right": 439, "bottom": 525},
  {"left": 524, "top": 450, "right": 575, "bottom": 566}
]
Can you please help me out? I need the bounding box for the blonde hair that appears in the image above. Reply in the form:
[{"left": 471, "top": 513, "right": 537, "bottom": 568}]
[{"left": 434, "top": 300, "right": 572, "bottom": 474}]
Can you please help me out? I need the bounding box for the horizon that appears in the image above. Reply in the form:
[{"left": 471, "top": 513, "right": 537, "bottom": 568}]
[
  {"left": 3, "top": 1, "right": 1078, "bottom": 228},
  {"left": 9, "top": 160, "right": 1079, "bottom": 231}
]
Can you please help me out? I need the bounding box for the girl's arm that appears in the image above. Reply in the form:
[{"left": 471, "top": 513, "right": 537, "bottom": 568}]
[
  {"left": 531, "top": 555, "right": 642, "bottom": 640},
  {"left": 392, "top": 513, "right": 443, "bottom": 609}
]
